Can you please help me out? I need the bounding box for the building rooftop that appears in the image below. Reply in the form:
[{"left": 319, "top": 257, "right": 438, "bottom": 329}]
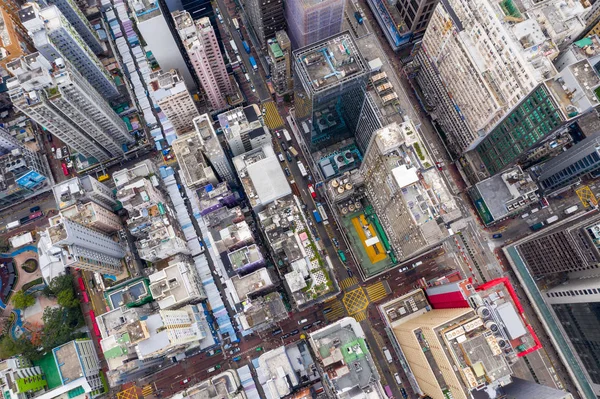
[
  {"left": 257, "top": 195, "right": 299, "bottom": 250},
  {"left": 228, "top": 267, "right": 273, "bottom": 302},
  {"left": 53, "top": 342, "right": 81, "bottom": 385},
  {"left": 218, "top": 105, "right": 262, "bottom": 142},
  {"left": 309, "top": 317, "right": 381, "bottom": 396},
  {"left": 149, "top": 259, "right": 204, "bottom": 309},
  {"left": 239, "top": 293, "right": 288, "bottom": 331},
  {"left": 171, "top": 132, "right": 216, "bottom": 188},
  {"left": 128, "top": 0, "right": 161, "bottom": 22},
  {"left": 172, "top": 370, "right": 245, "bottom": 399},
  {"left": 148, "top": 69, "right": 188, "bottom": 102},
  {"left": 227, "top": 244, "right": 264, "bottom": 271},
  {"left": 52, "top": 175, "right": 116, "bottom": 210},
  {"left": 232, "top": 144, "right": 291, "bottom": 209},
  {"left": 294, "top": 32, "right": 368, "bottom": 94},
  {"left": 256, "top": 346, "right": 299, "bottom": 398}
]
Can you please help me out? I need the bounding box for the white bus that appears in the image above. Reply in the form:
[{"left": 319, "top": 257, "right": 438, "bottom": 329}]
[{"left": 297, "top": 161, "right": 308, "bottom": 177}]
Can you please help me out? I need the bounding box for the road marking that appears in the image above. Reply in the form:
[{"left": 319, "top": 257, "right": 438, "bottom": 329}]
[
  {"left": 324, "top": 300, "right": 345, "bottom": 321},
  {"left": 117, "top": 386, "right": 138, "bottom": 399},
  {"left": 352, "top": 310, "right": 367, "bottom": 322},
  {"left": 262, "top": 101, "right": 284, "bottom": 129},
  {"left": 340, "top": 276, "right": 358, "bottom": 291},
  {"left": 142, "top": 385, "right": 153, "bottom": 397},
  {"left": 343, "top": 287, "right": 369, "bottom": 315},
  {"left": 365, "top": 281, "right": 389, "bottom": 302}
]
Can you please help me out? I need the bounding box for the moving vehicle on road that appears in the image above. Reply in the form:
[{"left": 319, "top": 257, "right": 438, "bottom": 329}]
[
  {"left": 230, "top": 40, "right": 238, "bottom": 55},
  {"left": 565, "top": 205, "right": 579, "bottom": 215},
  {"left": 297, "top": 161, "right": 308, "bottom": 177},
  {"left": 284, "top": 168, "right": 291, "bottom": 177},
  {"left": 98, "top": 174, "right": 110, "bottom": 182},
  {"left": 272, "top": 329, "right": 282, "bottom": 335},
  {"left": 255, "top": 347, "right": 263, "bottom": 351},
  {"left": 384, "top": 385, "right": 394, "bottom": 399},
  {"left": 289, "top": 146, "right": 299, "bottom": 158},
  {"left": 30, "top": 206, "right": 40, "bottom": 213},
  {"left": 232, "top": 356, "right": 242, "bottom": 362},
  {"left": 313, "top": 209, "right": 322, "bottom": 223},
  {"left": 290, "top": 329, "right": 299, "bottom": 335},
  {"left": 316, "top": 202, "right": 328, "bottom": 221},
  {"left": 530, "top": 222, "right": 545, "bottom": 231},
  {"left": 354, "top": 11, "right": 363, "bottom": 24},
  {"left": 232, "top": 18, "right": 239, "bottom": 30},
  {"left": 61, "top": 162, "right": 69, "bottom": 176},
  {"left": 242, "top": 40, "right": 251, "bottom": 54},
  {"left": 338, "top": 250, "right": 347, "bottom": 262},
  {"left": 546, "top": 215, "right": 559, "bottom": 224},
  {"left": 180, "top": 379, "right": 189, "bottom": 385},
  {"left": 302, "top": 324, "right": 312, "bottom": 330},
  {"left": 383, "top": 347, "right": 393, "bottom": 363},
  {"left": 244, "top": 73, "right": 250, "bottom": 82},
  {"left": 394, "top": 373, "right": 402, "bottom": 385},
  {"left": 283, "top": 129, "right": 292, "bottom": 142},
  {"left": 308, "top": 184, "right": 316, "bottom": 198},
  {"left": 278, "top": 153, "right": 285, "bottom": 162},
  {"left": 249, "top": 56, "right": 258, "bottom": 71},
  {"left": 46, "top": 133, "right": 53, "bottom": 142},
  {"left": 492, "top": 233, "right": 502, "bottom": 239}
]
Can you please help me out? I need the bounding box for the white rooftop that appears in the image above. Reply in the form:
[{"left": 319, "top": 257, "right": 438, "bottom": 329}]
[{"left": 391, "top": 164, "right": 419, "bottom": 188}]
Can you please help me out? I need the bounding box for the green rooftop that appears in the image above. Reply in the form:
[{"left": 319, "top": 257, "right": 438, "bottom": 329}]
[
  {"left": 67, "top": 386, "right": 85, "bottom": 398},
  {"left": 341, "top": 338, "right": 368, "bottom": 363},
  {"left": 33, "top": 353, "right": 62, "bottom": 390},
  {"left": 575, "top": 37, "right": 594, "bottom": 48},
  {"left": 15, "top": 375, "right": 46, "bottom": 393},
  {"left": 270, "top": 42, "right": 283, "bottom": 58}
]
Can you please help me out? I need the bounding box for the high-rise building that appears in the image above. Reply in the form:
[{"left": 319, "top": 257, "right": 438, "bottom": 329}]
[
  {"left": 285, "top": 0, "right": 345, "bottom": 49},
  {"left": 173, "top": 11, "right": 233, "bottom": 111},
  {"left": 19, "top": 3, "right": 119, "bottom": 99},
  {"left": 149, "top": 69, "right": 199, "bottom": 135},
  {"left": 268, "top": 31, "right": 292, "bottom": 96},
  {"left": 0, "top": 125, "right": 53, "bottom": 209},
  {"left": 0, "top": 6, "right": 34, "bottom": 72},
  {"left": 60, "top": 201, "right": 123, "bottom": 233},
  {"left": 7, "top": 54, "right": 132, "bottom": 162},
  {"left": 246, "top": 0, "right": 285, "bottom": 47},
  {"left": 544, "top": 277, "right": 600, "bottom": 395},
  {"left": 193, "top": 114, "right": 236, "bottom": 185},
  {"left": 413, "top": 0, "right": 592, "bottom": 177},
  {"left": 513, "top": 213, "right": 600, "bottom": 277},
  {"left": 396, "top": 0, "right": 439, "bottom": 38},
  {"left": 293, "top": 32, "right": 372, "bottom": 151},
  {"left": 129, "top": 0, "right": 196, "bottom": 90},
  {"left": 218, "top": 104, "right": 271, "bottom": 156},
  {"left": 47, "top": 216, "right": 125, "bottom": 274},
  {"left": 45, "top": 0, "right": 105, "bottom": 54},
  {"left": 532, "top": 134, "right": 600, "bottom": 192},
  {"left": 171, "top": 130, "right": 218, "bottom": 188},
  {"left": 52, "top": 175, "right": 117, "bottom": 210}
]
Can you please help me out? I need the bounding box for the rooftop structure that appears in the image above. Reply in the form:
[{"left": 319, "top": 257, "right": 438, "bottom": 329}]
[
  {"left": 113, "top": 160, "right": 157, "bottom": 188},
  {"left": 227, "top": 244, "right": 265, "bottom": 273},
  {"left": 196, "top": 182, "right": 238, "bottom": 216},
  {"left": 245, "top": 0, "right": 285, "bottom": 47},
  {"left": 0, "top": 126, "right": 52, "bottom": 210},
  {"left": 173, "top": 11, "right": 233, "bottom": 110},
  {"left": 105, "top": 278, "right": 152, "bottom": 309},
  {"left": 232, "top": 144, "right": 291, "bottom": 211},
  {"left": 129, "top": 0, "right": 196, "bottom": 90},
  {"left": 308, "top": 317, "right": 383, "bottom": 397},
  {"left": 7, "top": 54, "right": 131, "bottom": 162},
  {"left": 19, "top": 3, "right": 118, "bottom": 99},
  {"left": 257, "top": 195, "right": 300, "bottom": 254},
  {"left": 285, "top": 0, "right": 345, "bottom": 49},
  {"left": 293, "top": 32, "right": 377, "bottom": 151},
  {"left": 255, "top": 346, "right": 300, "bottom": 398},
  {"left": 47, "top": 216, "right": 124, "bottom": 274},
  {"left": 237, "top": 292, "right": 288, "bottom": 332},
  {"left": 218, "top": 105, "right": 270, "bottom": 157},
  {"left": 193, "top": 114, "right": 235, "bottom": 184},
  {"left": 169, "top": 370, "right": 246, "bottom": 399},
  {"left": 45, "top": 0, "right": 104, "bottom": 54},
  {"left": 268, "top": 31, "right": 293, "bottom": 96},
  {"left": 117, "top": 175, "right": 164, "bottom": 214},
  {"left": 148, "top": 69, "right": 199, "bottom": 135},
  {"left": 468, "top": 166, "right": 539, "bottom": 226},
  {"left": 171, "top": 131, "right": 218, "bottom": 189},
  {"left": 148, "top": 258, "right": 206, "bottom": 309},
  {"left": 60, "top": 201, "right": 122, "bottom": 233},
  {"left": 52, "top": 175, "right": 116, "bottom": 211},
  {"left": 226, "top": 267, "right": 274, "bottom": 304},
  {"left": 0, "top": 6, "right": 34, "bottom": 71}
]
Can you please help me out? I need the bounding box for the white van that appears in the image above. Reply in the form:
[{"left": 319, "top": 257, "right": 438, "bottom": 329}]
[
  {"left": 520, "top": 213, "right": 529, "bottom": 219},
  {"left": 394, "top": 373, "right": 402, "bottom": 385},
  {"left": 245, "top": 73, "right": 250, "bottom": 82},
  {"left": 531, "top": 208, "right": 540, "bottom": 214},
  {"left": 298, "top": 318, "right": 308, "bottom": 324}
]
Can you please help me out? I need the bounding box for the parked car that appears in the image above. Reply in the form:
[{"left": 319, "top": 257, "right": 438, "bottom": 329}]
[
  {"left": 290, "top": 329, "right": 299, "bottom": 335},
  {"left": 298, "top": 319, "right": 308, "bottom": 324},
  {"left": 255, "top": 347, "right": 263, "bottom": 352},
  {"left": 180, "top": 379, "right": 189, "bottom": 385},
  {"left": 232, "top": 356, "right": 242, "bottom": 362},
  {"left": 281, "top": 333, "right": 290, "bottom": 339},
  {"left": 346, "top": 267, "right": 353, "bottom": 277},
  {"left": 492, "top": 233, "right": 503, "bottom": 239},
  {"left": 46, "top": 133, "right": 53, "bottom": 142},
  {"left": 302, "top": 324, "right": 312, "bottom": 330},
  {"left": 313, "top": 320, "right": 322, "bottom": 326},
  {"left": 284, "top": 168, "right": 291, "bottom": 177},
  {"left": 272, "top": 329, "right": 283, "bottom": 336},
  {"left": 30, "top": 206, "right": 40, "bottom": 213},
  {"left": 276, "top": 131, "right": 281, "bottom": 139}
]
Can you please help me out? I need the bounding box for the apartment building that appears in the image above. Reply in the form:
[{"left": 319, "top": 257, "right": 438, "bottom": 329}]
[
  {"left": 7, "top": 55, "right": 132, "bottom": 162},
  {"left": 245, "top": 0, "right": 286, "bottom": 47},
  {"left": 52, "top": 175, "right": 117, "bottom": 211},
  {"left": 46, "top": 0, "right": 105, "bottom": 54},
  {"left": 218, "top": 105, "right": 271, "bottom": 156},
  {"left": 285, "top": 0, "right": 345, "bottom": 49},
  {"left": 19, "top": 3, "right": 119, "bottom": 99},
  {"left": 149, "top": 69, "right": 199, "bottom": 135},
  {"left": 171, "top": 130, "right": 218, "bottom": 188},
  {"left": 47, "top": 216, "right": 124, "bottom": 274},
  {"left": 396, "top": 0, "right": 439, "bottom": 37},
  {"left": 0, "top": 6, "right": 34, "bottom": 71},
  {"left": 148, "top": 259, "right": 206, "bottom": 310},
  {"left": 173, "top": 11, "right": 233, "bottom": 110},
  {"left": 193, "top": 114, "right": 236, "bottom": 185},
  {"left": 268, "top": 31, "right": 292, "bottom": 96},
  {"left": 60, "top": 202, "right": 122, "bottom": 233}
]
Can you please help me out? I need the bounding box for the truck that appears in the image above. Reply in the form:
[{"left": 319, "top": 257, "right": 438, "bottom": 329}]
[
  {"left": 6, "top": 221, "right": 20, "bottom": 230},
  {"left": 564, "top": 205, "right": 579, "bottom": 215},
  {"left": 249, "top": 56, "right": 258, "bottom": 71},
  {"left": 283, "top": 129, "right": 292, "bottom": 142},
  {"left": 55, "top": 147, "right": 62, "bottom": 159},
  {"left": 289, "top": 146, "right": 299, "bottom": 158},
  {"left": 297, "top": 161, "right": 308, "bottom": 177},
  {"left": 289, "top": 180, "right": 301, "bottom": 197},
  {"left": 313, "top": 209, "right": 322, "bottom": 223},
  {"left": 530, "top": 222, "right": 545, "bottom": 231},
  {"left": 382, "top": 347, "right": 393, "bottom": 363},
  {"left": 354, "top": 11, "right": 364, "bottom": 24},
  {"left": 230, "top": 40, "right": 239, "bottom": 55},
  {"left": 316, "top": 202, "right": 328, "bottom": 221},
  {"left": 242, "top": 40, "right": 251, "bottom": 54},
  {"left": 546, "top": 215, "right": 559, "bottom": 224},
  {"left": 232, "top": 18, "right": 239, "bottom": 30},
  {"left": 338, "top": 250, "right": 346, "bottom": 262}
]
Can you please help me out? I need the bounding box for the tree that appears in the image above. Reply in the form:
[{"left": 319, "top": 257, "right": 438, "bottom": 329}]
[
  {"left": 47, "top": 274, "right": 74, "bottom": 296},
  {"left": 40, "top": 306, "right": 83, "bottom": 350},
  {"left": 0, "top": 336, "right": 40, "bottom": 361},
  {"left": 11, "top": 290, "right": 35, "bottom": 309},
  {"left": 283, "top": 94, "right": 291, "bottom": 103},
  {"left": 0, "top": 236, "right": 9, "bottom": 253},
  {"left": 57, "top": 289, "right": 79, "bottom": 308}
]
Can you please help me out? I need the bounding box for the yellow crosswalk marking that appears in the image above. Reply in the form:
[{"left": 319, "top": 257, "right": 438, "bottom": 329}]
[
  {"left": 365, "top": 282, "right": 388, "bottom": 302},
  {"left": 352, "top": 310, "right": 367, "bottom": 322},
  {"left": 340, "top": 276, "right": 358, "bottom": 291},
  {"left": 142, "top": 386, "right": 153, "bottom": 397},
  {"left": 325, "top": 300, "right": 345, "bottom": 321},
  {"left": 117, "top": 387, "right": 138, "bottom": 399},
  {"left": 263, "top": 101, "right": 284, "bottom": 130}
]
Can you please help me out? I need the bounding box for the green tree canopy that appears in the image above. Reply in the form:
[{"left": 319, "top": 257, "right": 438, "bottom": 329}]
[
  {"left": 11, "top": 290, "right": 35, "bottom": 309},
  {"left": 40, "top": 306, "right": 84, "bottom": 350},
  {"left": 56, "top": 289, "right": 79, "bottom": 308},
  {"left": 47, "top": 274, "right": 74, "bottom": 296},
  {"left": 0, "top": 336, "right": 40, "bottom": 361}
]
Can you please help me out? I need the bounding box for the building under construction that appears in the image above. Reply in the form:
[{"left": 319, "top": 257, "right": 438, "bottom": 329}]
[{"left": 285, "top": 0, "right": 345, "bottom": 49}]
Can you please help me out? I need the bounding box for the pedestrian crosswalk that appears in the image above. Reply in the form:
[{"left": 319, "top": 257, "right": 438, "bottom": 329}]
[
  {"left": 340, "top": 276, "right": 358, "bottom": 291},
  {"left": 352, "top": 310, "right": 367, "bottom": 322},
  {"left": 365, "top": 281, "right": 389, "bottom": 303},
  {"left": 142, "top": 385, "right": 153, "bottom": 397},
  {"left": 262, "top": 101, "right": 284, "bottom": 130},
  {"left": 324, "top": 300, "right": 346, "bottom": 322}
]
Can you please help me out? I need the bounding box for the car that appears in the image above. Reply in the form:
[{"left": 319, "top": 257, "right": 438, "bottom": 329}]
[
  {"left": 290, "top": 329, "right": 299, "bottom": 335},
  {"left": 298, "top": 318, "right": 308, "bottom": 324},
  {"left": 251, "top": 85, "right": 256, "bottom": 93},
  {"left": 232, "top": 356, "right": 242, "bottom": 362},
  {"left": 276, "top": 131, "right": 281, "bottom": 139},
  {"left": 180, "top": 379, "right": 189, "bottom": 385},
  {"left": 281, "top": 142, "right": 287, "bottom": 151},
  {"left": 30, "top": 206, "right": 41, "bottom": 213},
  {"left": 332, "top": 238, "right": 339, "bottom": 247},
  {"left": 400, "top": 387, "right": 408, "bottom": 399},
  {"left": 255, "top": 347, "right": 263, "bottom": 352},
  {"left": 272, "top": 329, "right": 283, "bottom": 336},
  {"left": 394, "top": 372, "right": 402, "bottom": 385},
  {"left": 436, "top": 161, "right": 444, "bottom": 171},
  {"left": 346, "top": 267, "right": 353, "bottom": 278},
  {"left": 492, "top": 233, "right": 503, "bottom": 239},
  {"left": 229, "top": 348, "right": 241, "bottom": 354},
  {"left": 281, "top": 333, "right": 290, "bottom": 339},
  {"left": 313, "top": 320, "right": 322, "bottom": 326},
  {"left": 241, "top": 64, "right": 247, "bottom": 73},
  {"left": 302, "top": 324, "right": 312, "bottom": 330},
  {"left": 284, "top": 168, "right": 291, "bottom": 177},
  {"left": 323, "top": 308, "right": 332, "bottom": 314},
  {"left": 46, "top": 133, "right": 53, "bottom": 142}
]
